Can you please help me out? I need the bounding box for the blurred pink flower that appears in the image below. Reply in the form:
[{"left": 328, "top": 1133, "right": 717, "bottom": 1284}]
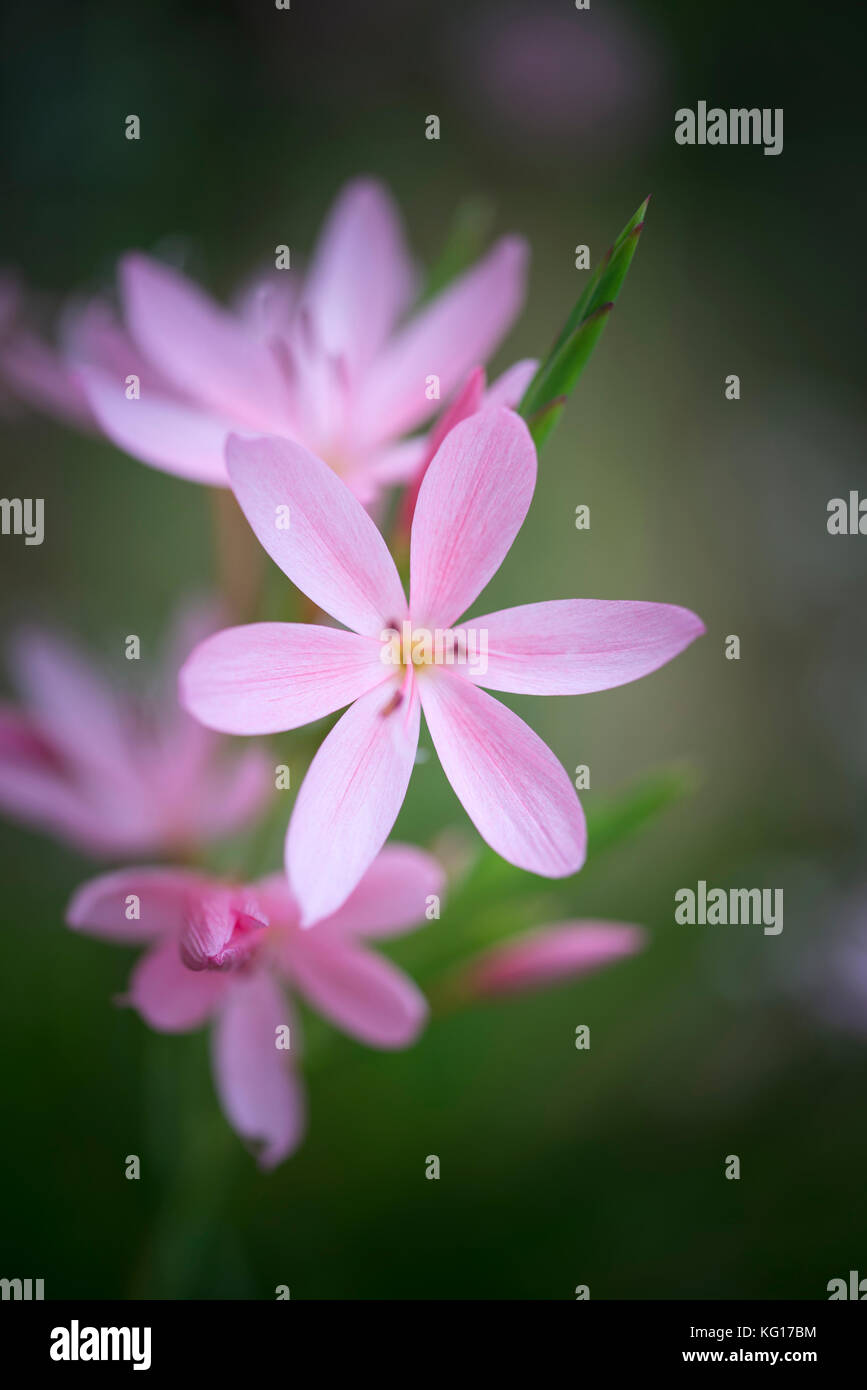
[
  {"left": 0, "top": 276, "right": 183, "bottom": 429},
  {"left": 35, "top": 179, "right": 528, "bottom": 503},
  {"left": 66, "top": 843, "right": 441, "bottom": 1167},
  {"left": 461, "top": 2, "right": 665, "bottom": 156},
  {"left": 181, "top": 407, "right": 705, "bottom": 925},
  {"left": 460, "top": 920, "right": 644, "bottom": 999},
  {"left": 0, "top": 605, "right": 270, "bottom": 857}
]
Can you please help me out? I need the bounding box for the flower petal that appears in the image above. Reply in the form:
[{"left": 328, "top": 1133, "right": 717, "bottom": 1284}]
[
  {"left": 9, "top": 628, "right": 132, "bottom": 777},
  {"left": 303, "top": 178, "right": 416, "bottom": 371},
  {"left": 226, "top": 433, "right": 407, "bottom": 636},
  {"left": 0, "top": 331, "right": 94, "bottom": 426},
  {"left": 360, "top": 235, "right": 528, "bottom": 440},
  {"left": 287, "top": 679, "right": 420, "bottom": 926},
  {"left": 460, "top": 599, "right": 706, "bottom": 695},
  {"left": 318, "top": 843, "right": 444, "bottom": 938},
  {"left": 127, "top": 934, "right": 229, "bottom": 1032},
  {"left": 197, "top": 746, "right": 273, "bottom": 841},
  {"left": 66, "top": 866, "right": 209, "bottom": 942},
  {"left": 78, "top": 365, "right": 234, "bottom": 485},
  {"left": 211, "top": 971, "right": 305, "bottom": 1169},
  {"left": 0, "top": 708, "right": 106, "bottom": 850},
  {"left": 120, "top": 253, "right": 290, "bottom": 431},
  {"left": 410, "top": 408, "right": 537, "bottom": 629},
  {"left": 483, "top": 357, "right": 538, "bottom": 410},
  {"left": 180, "top": 622, "right": 386, "bottom": 734},
  {"left": 466, "top": 921, "right": 645, "bottom": 997},
  {"left": 288, "top": 936, "right": 427, "bottom": 1048},
  {"left": 419, "top": 670, "right": 585, "bottom": 877}
]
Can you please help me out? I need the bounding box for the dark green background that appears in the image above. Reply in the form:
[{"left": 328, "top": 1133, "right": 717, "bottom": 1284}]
[{"left": 1, "top": 0, "right": 865, "bottom": 1298}]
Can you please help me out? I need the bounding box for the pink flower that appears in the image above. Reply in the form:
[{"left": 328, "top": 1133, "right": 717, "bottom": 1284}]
[
  {"left": 459, "top": 921, "right": 645, "bottom": 999},
  {"left": 0, "top": 605, "right": 270, "bottom": 857},
  {"left": 66, "top": 844, "right": 442, "bottom": 1167},
  {"left": 68, "top": 179, "right": 528, "bottom": 502},
  {"left": 0, "top": 278, "right": 178, "bottom": 429},
  {"left": 395, "top": 359, "right": 537, "bottom": 539},
  {"left": 181, "top": 408, "right": 705, "bottom": 925}
]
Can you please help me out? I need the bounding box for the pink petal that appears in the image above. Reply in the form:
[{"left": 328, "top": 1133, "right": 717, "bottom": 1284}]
[
  {"left": 211, "top": 970, "right": 305, "bottom": 1170},
  {"left": 0, "top": 750, "right": 166, "bottom": 855},
  {"left": 180, "top": 622, "right": 386, "bottom": 734},
  {"left": 397, "top": 367, "right": 487, "bottom": 537},
  {"left": 483, "top": 358, "right": 538, "bottom": 410},
  {"left": 9, "top": 628, "right": 132, "bottom": 778},
  {"left": 127, "top": 933, "right": 229, "bottom": 1032},
  {"left": 120, "top": 253, "right": 290, "bottom": 432},
  {"left": 303, "top": 178, "right": 416, "bottom": 371},
  {"left": 410, "top": 408, "right": 537, "bottom": 629},
  {"left": 359, "top": 436, "right": 428, "bottom": 487},
  {"left": 0, "top": 706, "right": 101, "bottom": 848},
  {"left": 0, "top": 331, "right": 94, "bottom": 426},
  {"left": 226, "top": 433, "right": 407, "bottom": 637},
  {"left": 287, "top": 678, "right": 420, "bottom": 927},
  {"left": 288, "top": 935, "right": 427, "bottom": 1048},
  {"left": 422, "top": 366, "right": 487, "bottom": 465},
  {"left": 196, "top": 745, "right": 273, "bottom": 841},
  {"left": 460, "top": 599, "right": 706, "bottom": 695},
  {"left": 419, "top": 669, "right": 585, "bottom": 877},
  {"left": 467, "top": 921, "right": 645, "bottom": 997},
  {"left": 64, "top": 296, "right": 180, "bottom": 397},
  {"left": 78, "top": 365, "right": 234, "bottom": 485},
  {"left": 318, "top": 843, "right": 444, "bottom": 938},
  {"left": 66, "top": 866, "right": 210, "bottom": 942},
  {"left": 360, "top": 235, "right": 528, "bottom": 440},
  {"left": 232, "top": 270, "right": 296, "bottom": 339},
  {"left": 175, "top": 884, "right": 266, "bottom": 972}
]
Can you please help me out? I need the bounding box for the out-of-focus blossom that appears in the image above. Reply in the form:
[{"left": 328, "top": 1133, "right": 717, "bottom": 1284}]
[
  {"left": 459, "top": 920, "right": 644, "bottom": 999},
  {"left": 66, "top": 844, "right": 441, "bottom": 1167},
  {"left": 23, "top": 179, "right": 528, "bottom": 503},
  {"left": 460, "top": 2, "right": 665, "bottom": 156},
  {"left": 790, "top": 888, "right": 867, "bottom": 1038},
  {"left": 0, "top": 605, "right": 270, "bottom": 857},
  {"left": 0, "top": 276, "right": 207, "bottom": 432},
  {"left": 181, "top": 408, "right": 705, "bottom": 925}
]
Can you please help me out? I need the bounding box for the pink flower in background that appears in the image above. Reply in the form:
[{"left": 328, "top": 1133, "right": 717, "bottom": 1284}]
[
  {"left": 459, "top": 920, "right": 644, "bottom": 999},
  {"left": 45, "top": 179, "right": 528, "bottom": 502},
  {"left": 181, "top": 407, "right": 705, "bottom": 925},
  {"left": 0, "top": 278, "right": 181, "bottom": 430},
  {"left": 0, "top": 605, "right": 270, "bottom": 857},
  {"left": 66, "top": 844, "right": 441, "bottom": 1167},
  {"left": 462, "top": 2, "right": 665, "bottom": 156}
]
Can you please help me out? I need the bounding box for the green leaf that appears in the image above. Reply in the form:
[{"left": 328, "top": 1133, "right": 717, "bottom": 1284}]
[
  {"left": 519, "top": 196, "right": 650, "bottom": 448},
  {"left": 584, "top": 761, "right": 698, "bottom": 856}
]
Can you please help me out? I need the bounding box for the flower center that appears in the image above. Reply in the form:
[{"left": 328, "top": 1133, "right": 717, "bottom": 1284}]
[{"left": 379, "top": 619, "right": 489, "bottom": 678}]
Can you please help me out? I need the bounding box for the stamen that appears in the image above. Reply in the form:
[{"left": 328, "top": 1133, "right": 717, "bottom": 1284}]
[{"left": 380, "top": 688, "right": 404, "bottom": 717}]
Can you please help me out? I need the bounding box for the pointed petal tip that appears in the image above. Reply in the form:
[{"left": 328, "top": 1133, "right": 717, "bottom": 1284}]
[{"left": 494, "top": 233, "right": 530, "bottom": 272}]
